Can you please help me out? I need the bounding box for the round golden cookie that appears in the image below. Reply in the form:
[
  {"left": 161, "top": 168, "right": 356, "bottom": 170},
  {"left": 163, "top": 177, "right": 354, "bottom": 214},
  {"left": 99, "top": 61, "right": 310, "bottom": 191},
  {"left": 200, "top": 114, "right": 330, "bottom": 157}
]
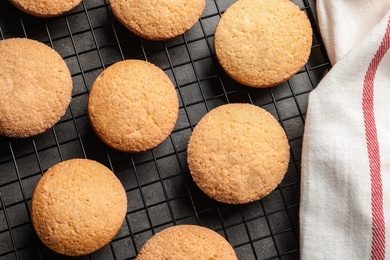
[
  {"left": 9, "top": 0, "right": 83, "bottom": 17},
  {"left": 0, "top": 38, "right": 72, "bottom": 138},
  {"left": 214, "top": 0, "right": 312, "bottom": 88},
  {"left": 31, "top": 159, "right": 127, "bottom": 256},
  {"left": 109, "top": 0, "right": 206, "bottom": 40},
  {"left": 88, "top": 59, "right": 179, "bottom": 153},
  {"left": 136, "top": 225, "right": 237, "bottom": 259},
  {"left": 187, "top": 103, "right": 290, "bottom": 204}
]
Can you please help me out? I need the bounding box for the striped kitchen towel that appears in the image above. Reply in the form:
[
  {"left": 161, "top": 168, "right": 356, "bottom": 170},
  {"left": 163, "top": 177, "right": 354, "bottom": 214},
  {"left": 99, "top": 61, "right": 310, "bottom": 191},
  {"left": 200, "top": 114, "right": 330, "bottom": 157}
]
[{"left": 300, "top": 1, "right": 390, "bottom": 259}]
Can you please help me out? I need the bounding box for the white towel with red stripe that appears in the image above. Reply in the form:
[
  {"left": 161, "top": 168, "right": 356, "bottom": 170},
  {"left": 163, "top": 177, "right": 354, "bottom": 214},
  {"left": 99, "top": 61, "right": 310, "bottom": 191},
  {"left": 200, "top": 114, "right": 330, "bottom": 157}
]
[{"left": 300, "top": 1, "right": 390, "bottom": 259}]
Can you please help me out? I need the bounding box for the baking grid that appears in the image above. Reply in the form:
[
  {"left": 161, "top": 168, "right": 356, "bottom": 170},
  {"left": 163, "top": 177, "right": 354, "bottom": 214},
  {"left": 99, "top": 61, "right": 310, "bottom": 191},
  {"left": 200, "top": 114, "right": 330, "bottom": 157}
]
[{"left": 0, "top": 0, "right": 330, "bottom": 259}]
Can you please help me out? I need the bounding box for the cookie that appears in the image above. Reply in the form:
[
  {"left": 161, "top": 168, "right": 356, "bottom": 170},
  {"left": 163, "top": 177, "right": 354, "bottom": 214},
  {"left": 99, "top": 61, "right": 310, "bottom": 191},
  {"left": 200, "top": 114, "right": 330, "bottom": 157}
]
[
  {"left": 31, "top": 158, "right": 127, "bottom": 256},
  {"left": 214, "top": 0, "right": 312, "bottom": 88},
  {"left": 136, "top": 225, "right": 237, "bottom": 259},
  {"left": 187, "top": 103, "right": 290, "bottom": 204},
  {"left": 88, "top": 59, "right": 179, "bottom": 153},
  {"left": 0, "top": 38, "right": 72, "bottom": 138},
  {"left": 109, "top": 0, "right": 206, "bottom": 40},
  {"left": 9, "top": 0, "right": 83, "bottom": 17}
]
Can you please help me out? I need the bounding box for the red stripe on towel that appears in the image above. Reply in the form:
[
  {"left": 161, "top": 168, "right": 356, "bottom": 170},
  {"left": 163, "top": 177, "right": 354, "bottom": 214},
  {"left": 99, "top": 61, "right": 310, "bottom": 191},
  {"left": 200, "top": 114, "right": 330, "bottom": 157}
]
[{"left": 362, "top": 16, "right": 390, "bottom": 260}]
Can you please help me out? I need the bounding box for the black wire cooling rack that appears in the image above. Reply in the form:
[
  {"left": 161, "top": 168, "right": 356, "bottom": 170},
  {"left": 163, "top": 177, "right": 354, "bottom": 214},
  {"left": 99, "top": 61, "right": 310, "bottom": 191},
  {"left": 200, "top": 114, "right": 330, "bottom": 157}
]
[{"left": 0, "top": 0, "right": 330, "bottom": 259}]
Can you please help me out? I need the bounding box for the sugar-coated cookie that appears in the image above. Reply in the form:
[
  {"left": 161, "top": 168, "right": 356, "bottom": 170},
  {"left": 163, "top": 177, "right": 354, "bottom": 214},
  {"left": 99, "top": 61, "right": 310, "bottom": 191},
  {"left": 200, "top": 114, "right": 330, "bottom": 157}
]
[
  {"left": 9, "top": 0, "right": 83, "bottom": 17},
  {"left": 88, "top": 59, "right": 179, "bottom": 153},
  {"left": 0, "top": 38, "right": 72, "bottom": 138},
  {"left": 109, "top": 0, "right": 206, "bottom": 40},
  {"left": 187, "top": 103, "right": 290, "bottom": 204},
  {"left": 215, "top": 0, "right": 312, "bottom": 88},
  {"left": 136, "top": 225, "right": 237, "bottom": 259},
  {"left": 31, "top": 158, "right": 127, "bottom": 256}
]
